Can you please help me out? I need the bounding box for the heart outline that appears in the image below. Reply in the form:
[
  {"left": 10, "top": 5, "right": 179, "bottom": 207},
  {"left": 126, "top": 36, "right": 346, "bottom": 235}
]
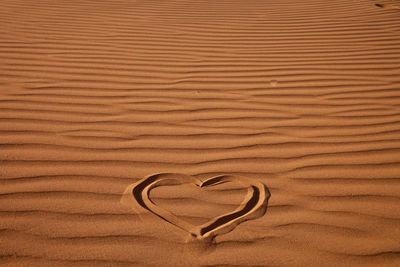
[{"left": 121, "top": 173, "right": 270, "bottom": 241}]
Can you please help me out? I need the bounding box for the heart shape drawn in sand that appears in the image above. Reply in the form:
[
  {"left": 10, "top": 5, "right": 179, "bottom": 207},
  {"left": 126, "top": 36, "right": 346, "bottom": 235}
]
[{"left": 121, "top": 173, "right": 270, "bottom": 242}]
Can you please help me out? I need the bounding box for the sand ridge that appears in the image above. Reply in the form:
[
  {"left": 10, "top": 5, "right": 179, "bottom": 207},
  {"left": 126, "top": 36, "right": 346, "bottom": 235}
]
[{"left": 1, "top": 0, "right": 400, "bottom": 266}]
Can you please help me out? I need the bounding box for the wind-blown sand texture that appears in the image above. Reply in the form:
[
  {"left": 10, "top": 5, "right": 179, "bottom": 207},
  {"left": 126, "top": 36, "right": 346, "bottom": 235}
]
[{"left": 1, "top": 0, "right": 400, "bottom": 266}]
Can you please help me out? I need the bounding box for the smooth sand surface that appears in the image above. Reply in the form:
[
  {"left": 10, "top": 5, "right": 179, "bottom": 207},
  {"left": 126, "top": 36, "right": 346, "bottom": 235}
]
[{"left": 1, "top": 0, "right": 400, "bottom": 266}]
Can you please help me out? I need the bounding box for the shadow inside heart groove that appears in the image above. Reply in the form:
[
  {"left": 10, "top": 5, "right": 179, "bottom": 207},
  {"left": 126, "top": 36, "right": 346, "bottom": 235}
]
[{"left": 121, "top": 173, "right": 270, "bottom": 243}]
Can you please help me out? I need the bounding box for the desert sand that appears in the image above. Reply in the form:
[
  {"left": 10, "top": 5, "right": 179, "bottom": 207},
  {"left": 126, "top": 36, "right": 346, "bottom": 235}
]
[{"left": 1, "top": 0, "right": 400, "bottom": 266}]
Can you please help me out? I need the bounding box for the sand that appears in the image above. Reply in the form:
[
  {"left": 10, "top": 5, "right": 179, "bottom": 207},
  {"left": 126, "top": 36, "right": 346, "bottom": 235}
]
[{"left": 1, "top": 0, "right": 400, "bottom": 266}]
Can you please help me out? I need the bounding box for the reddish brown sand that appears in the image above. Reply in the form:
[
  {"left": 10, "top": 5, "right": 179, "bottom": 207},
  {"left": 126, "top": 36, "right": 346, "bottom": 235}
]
[{"left": 1, "top": 0, "right": 400, "bottom": 266}]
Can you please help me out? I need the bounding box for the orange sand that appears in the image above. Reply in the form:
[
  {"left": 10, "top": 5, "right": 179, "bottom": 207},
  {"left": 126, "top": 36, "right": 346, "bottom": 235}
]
[{"left": 1, "top": 0, "right": 400, "bottom": 266}]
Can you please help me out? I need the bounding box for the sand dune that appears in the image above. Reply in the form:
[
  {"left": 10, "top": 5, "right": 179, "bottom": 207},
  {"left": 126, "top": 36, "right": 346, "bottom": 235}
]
[{"left": 1, "top": 0, "right": 400, "bottom": 266}]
